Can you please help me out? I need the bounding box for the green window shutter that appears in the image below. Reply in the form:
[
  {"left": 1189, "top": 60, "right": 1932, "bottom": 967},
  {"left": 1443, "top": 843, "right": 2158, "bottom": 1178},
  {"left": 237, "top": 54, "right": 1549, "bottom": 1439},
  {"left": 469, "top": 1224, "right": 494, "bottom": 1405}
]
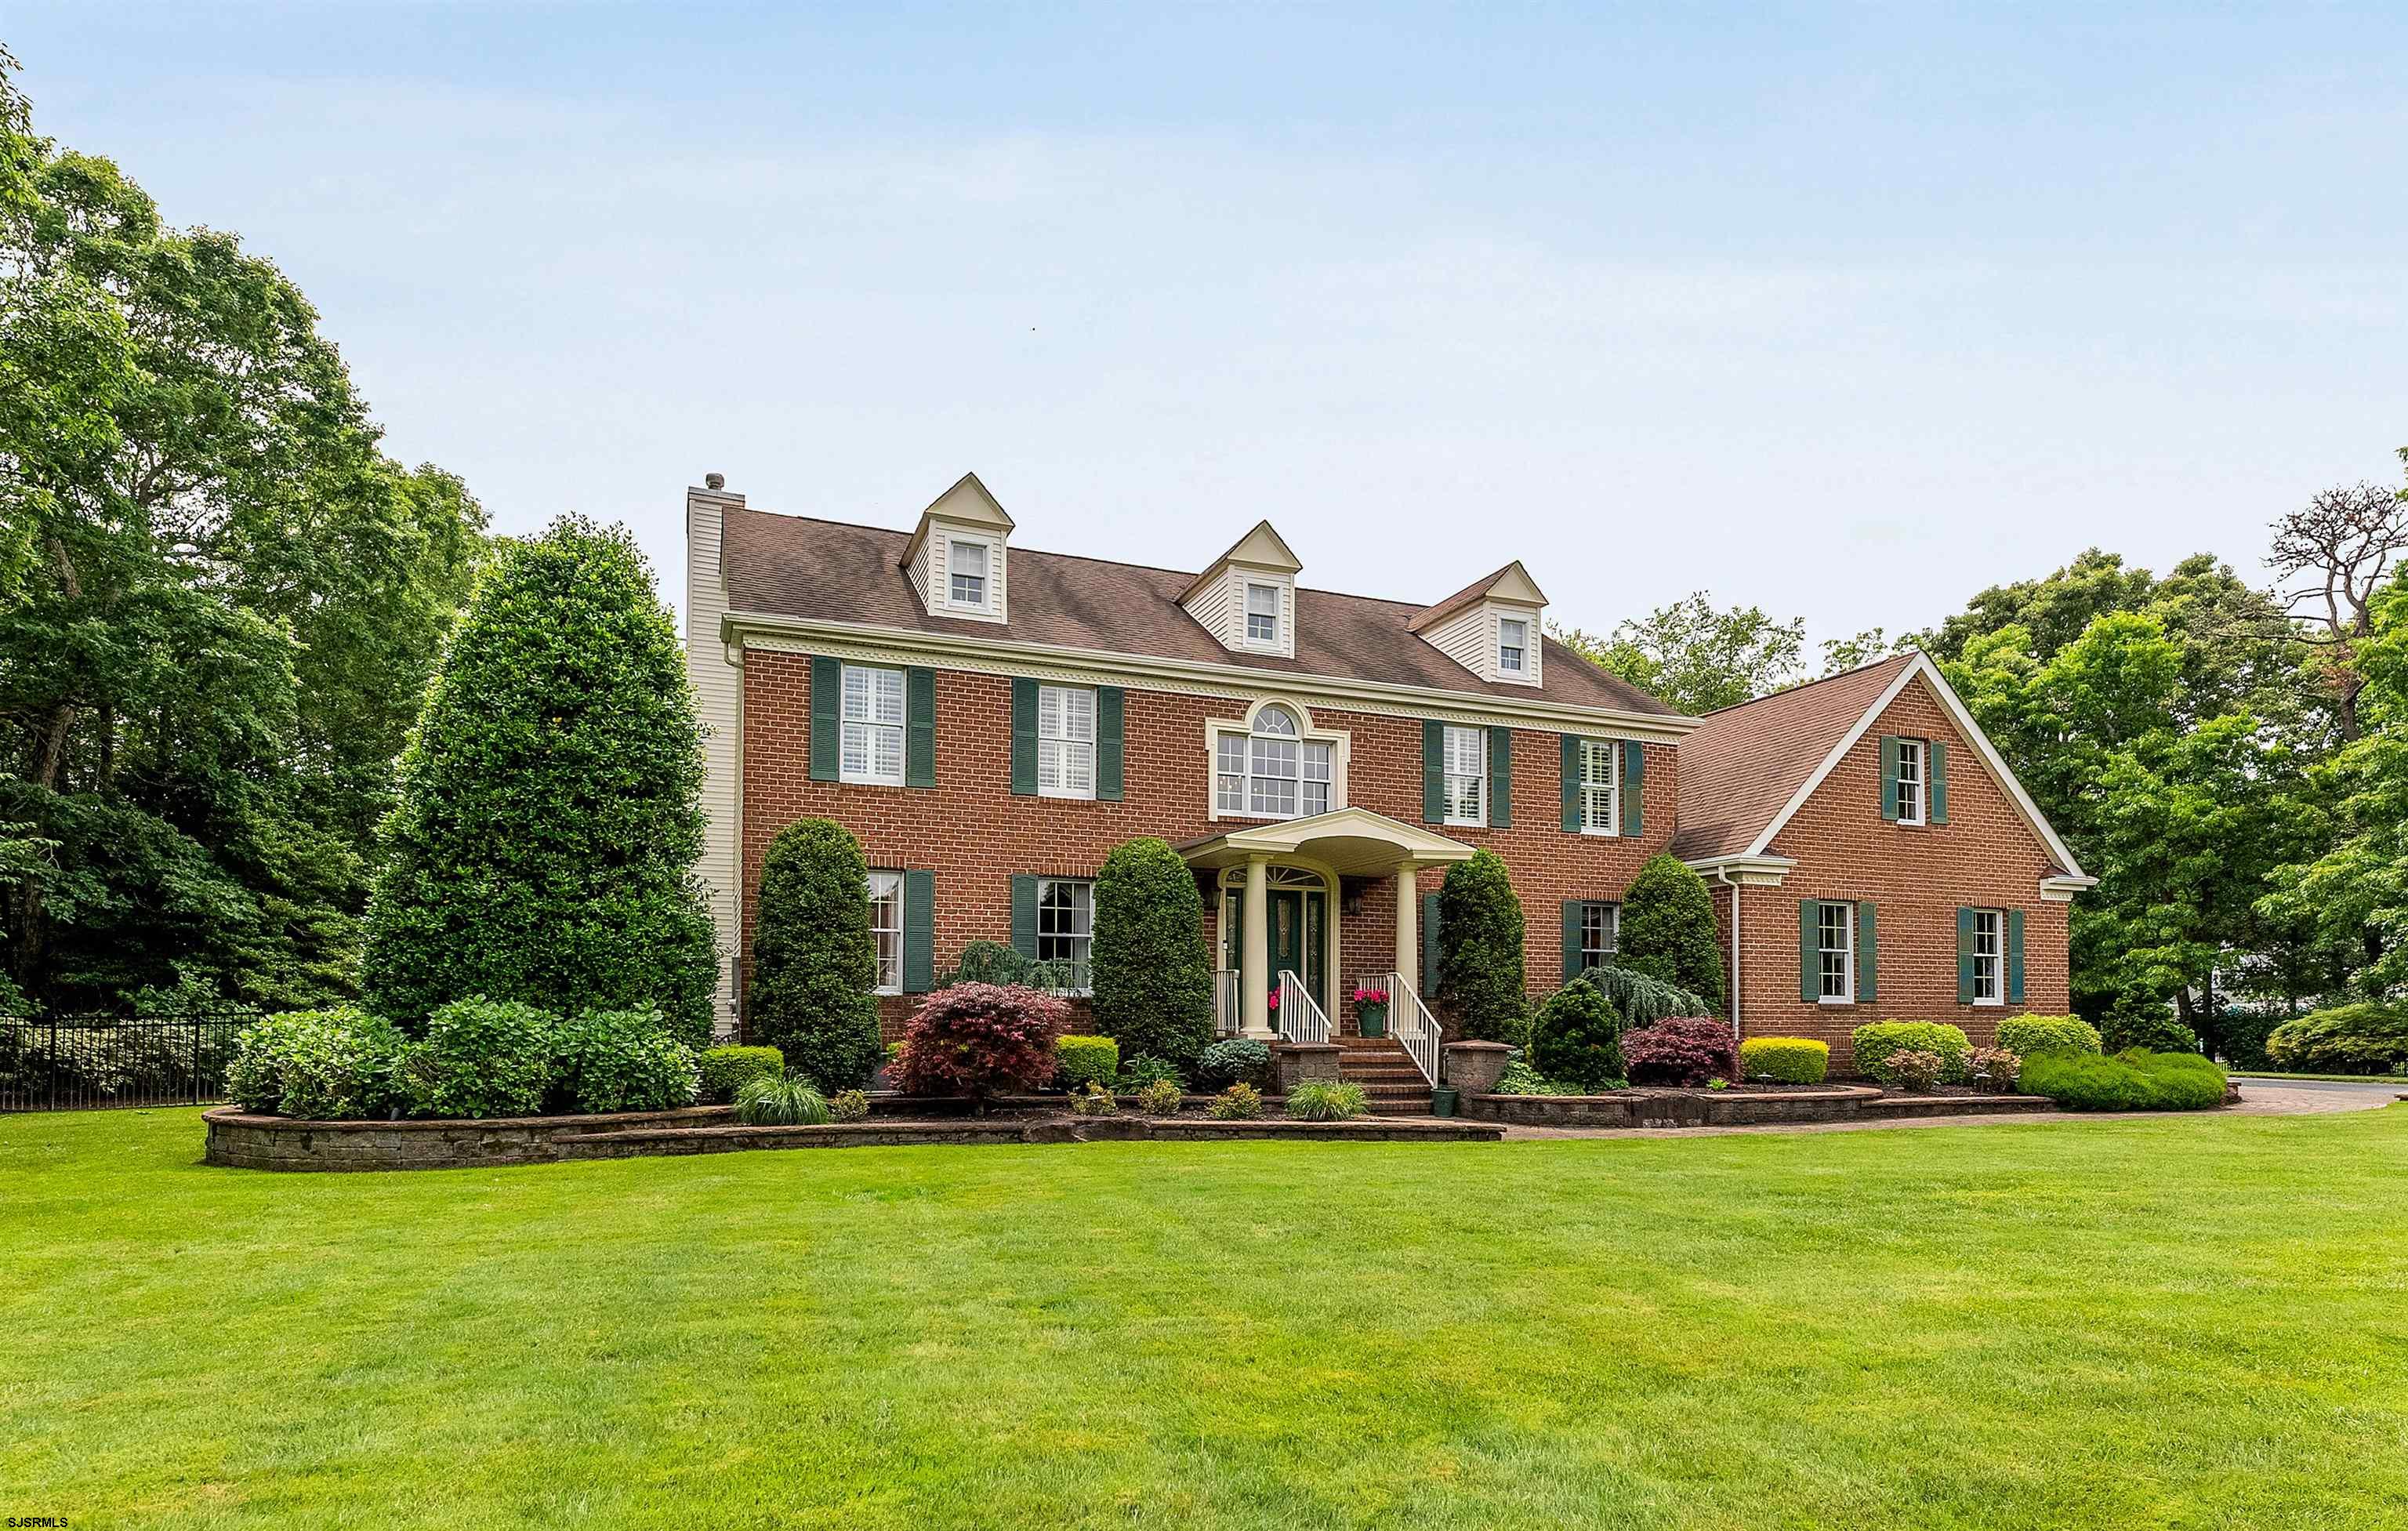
[
  {"left": 1855, "top": 901, "right": 1877, "bottom": 1003},
  {"left": 1010, "top": 678, "right": 1039, "bottom": 796},
  {"left": 1561, "top": 901, "right": 1584, "bottom": 984},
  {"left": 2007, "top": 909, "right": 2025, "bottom": 1002},
  {"left": 1422, "top": 720, "right": 1445, "bottom": 824},
  {"left": 1930, "top": 741, "right": 1949, "bottom": 824},
  {"left": 1489, "top": 727, "right": 1513, "bottom": 828},
  {"left": 1621, "top": 740, "right": 1645, "bottom": 837},
  {"left": 1560, "top": 735, "right": 1583, "bottom": 833},
  {"left": 1957, "top": 907, "right": 1977, "bottom": 1003},
  {"left": 905, "top": 667, "right": 937, "bottom": 788},
  {"left": 1096, "top": 687, "right": 1125, "bottom": 801},
  {"left": 902, "top": 870, "right": 935, "bottom": 992},
  {"left": 809, "top": 656, "right": 841, "bottom": 782},
  {"left": 1880, "top": 736, "right": 1901, "bottom": 822},
  {"left": 1799, "top": 900, "right": 1821, "bottom": 1003},
  {"left": 1010, "top": 875, "right": 1039, "bottom": 960},
  {"left": 1421, "top": 893, "right": 1442, "bottom": 990}
]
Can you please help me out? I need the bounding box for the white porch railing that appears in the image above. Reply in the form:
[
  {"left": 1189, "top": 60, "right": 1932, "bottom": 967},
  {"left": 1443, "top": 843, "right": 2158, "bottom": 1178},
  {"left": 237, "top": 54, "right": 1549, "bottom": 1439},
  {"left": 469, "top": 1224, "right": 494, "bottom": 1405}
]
[
  {"left": 1276, "top": 970, "right": 1330, "bottom": 1045},
  {"left": 1213, "top": 970, "right": 1242, "bottom": 1036},
  {"left": 1380, "top": 970, "right": 1441, "bottom": 1087}
]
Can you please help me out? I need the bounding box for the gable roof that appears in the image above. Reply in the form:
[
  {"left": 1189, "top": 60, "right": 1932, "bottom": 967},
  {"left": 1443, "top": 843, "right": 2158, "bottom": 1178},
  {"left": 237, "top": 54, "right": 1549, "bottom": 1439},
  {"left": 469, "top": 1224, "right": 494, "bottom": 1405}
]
[
  {"left": 1406, "top": 561, "right": 1549, "bottom": 634},
  {"left": 1174, "top": 520, "right": 1304, "bottom": 603},
  {"left": 898, "top": 471, "right": 1014, "bottom": 567},
  {"left": 716, "top": 506, "right": 1683, "bottom": 718},
  {"left": 1670, "top": 651, "right": 2087, "bottom": 879}
]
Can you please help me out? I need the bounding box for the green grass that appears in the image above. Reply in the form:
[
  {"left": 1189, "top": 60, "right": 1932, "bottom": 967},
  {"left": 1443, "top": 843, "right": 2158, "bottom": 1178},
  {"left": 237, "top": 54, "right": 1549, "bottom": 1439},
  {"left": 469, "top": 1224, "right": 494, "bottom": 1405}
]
[{"left": 5, "top": 1108, "right": 2407, "bottom": 1529}]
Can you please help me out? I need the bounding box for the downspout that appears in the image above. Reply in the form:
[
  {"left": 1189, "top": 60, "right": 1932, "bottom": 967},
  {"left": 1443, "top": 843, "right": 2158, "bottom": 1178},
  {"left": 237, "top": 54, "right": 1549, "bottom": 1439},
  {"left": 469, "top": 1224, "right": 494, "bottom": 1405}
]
[{"left": 1712, "top": 868, "right": 1742, "bottom": 1039}]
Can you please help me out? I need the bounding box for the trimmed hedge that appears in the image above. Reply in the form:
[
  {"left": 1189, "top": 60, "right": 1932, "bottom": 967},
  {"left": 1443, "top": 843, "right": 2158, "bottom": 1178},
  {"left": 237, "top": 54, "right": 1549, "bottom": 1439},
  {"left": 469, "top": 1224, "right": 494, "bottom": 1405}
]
[
  {"left": 2265, "top": 1004, "right": 2408, "bottom": 1076},
  {"left": 1055, "top": 1034, "right": 1120, "bottom": 1093},
  {"left": 1851, "top": 1021, "right": 1971, "bottom": 1083},
  {"left": 1995, "top": 1014, "right": 2101, "bottom": 1058},
  {"left": 1090, "top": 837, "right": 1217, "bottom": 1070},
  {"left": 1528, "top": 977, "right": 1627, "bottom": 1090},
  {"left": 749, "top": 818, "right": 886, "bottom": 1092},
  {"left": 1738, "top": 1036, "right": 1828, "bottom": 1085},
  {"left": 1616, "top": 854, "right": 1726, "bottom": 1012},
  {"left": 2020, "top": 1048, "right": 2228, "bottom": 1111},
  {"left": 698, "top": 1045, "right": 784, "bottom": 1104}
]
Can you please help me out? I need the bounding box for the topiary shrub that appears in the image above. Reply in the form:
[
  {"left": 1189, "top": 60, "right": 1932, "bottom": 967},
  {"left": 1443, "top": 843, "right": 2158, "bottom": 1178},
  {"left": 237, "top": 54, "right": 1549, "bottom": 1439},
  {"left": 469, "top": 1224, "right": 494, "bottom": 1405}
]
[
  {"left": 359, "top": 517, "right": 717, "bottom": 1045},
  {"left": 396, "top": 997, "right": 557, "bottom": 1119},
  {"left": 1869, "top": 1047, "right": 1943, "bottom": 1092},
  {"left": 1967, "top": 1047, "right": 2022, "bottom": 1092},
  {"left": 552, "top": 1009, "right": 700, "bottom": 1114},
  {"left": 1738, "top": 1036, "right": 1828, "bottom": 1085},
  {"left": 1054, "top": 1034, "right": 1119, "bottom": 1094},
  {"left": 2102, "top": 1005, "right": 2201, "bottom": 1057},
  {"left": 1134, "top": 1077, "right": 1184, "bottom": 1115},
  {"left": 1209, "top": 1082, "right": 1264, "bottom": 1119},
  {"left": 1435, "top": 849, "right": 1527, "bottom": 1045},
  {"left": 1196, "top": 1038, "right": 1272, "bottom": 1090},
  {"left": 2265, "top": 1004, "right": 2408, "bottom": 1076},
  {"left": 698, "top": 1045, "right": 785, "bottom": 1104},
  {"left": 1851, "top": 1021, "right": 1972, "bottom": 1083},
  {"left": 226, "top": 1008, "right": 405, "bottom": 1119},
  {"left": 1090, "top": 837, "right": 1216, "bottom": 1071},
  {"left": 1284, "top": 1080, "right": 1369, "bottom": 1121},
  {"left": 1528, "top": 978, "right": 1627, "bottom": 1090},
  {"left": 748, "top": 818, "right": 886, "bottom": 1091},
  {"left": 2020, "top": 1048, "right": 2227, "bottom": 1111},
  {"left": 734, "top": 1074, "right": 830, "bottom": 1125},
  {"left": 1621, "top": 1017, "right": 1739, "bottom": 1087},
  {"left": 829, "top": 1087, "right": 870, "bottom": 1123},
  {"left": 892, "top": 982, "right": 1065, "bottom": 1102},
  {"left": 1616, "top": 854, "right": 1726, "bottom": 1013},
  {"left": 1996, "top": 1014, "right": 2101, "bottom": 1058}
]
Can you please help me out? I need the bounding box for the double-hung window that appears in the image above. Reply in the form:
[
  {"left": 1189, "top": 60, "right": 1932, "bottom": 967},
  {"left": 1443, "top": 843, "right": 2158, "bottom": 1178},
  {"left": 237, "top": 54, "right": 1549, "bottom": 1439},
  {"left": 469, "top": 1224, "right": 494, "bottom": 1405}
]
[
  {"left": 1245, "top": 583, "right": 1280, "bottom": 645},
  {"left": 1969, "top": 908, "right": 2003, "bottom": 1003},
  {"left": 866, "top": 870, "right": 903, "bottom": 993},
  {"left": 1443, "top": 724, "right": 1486, "bottom": 826},
  {"left": 1037, "top": 685, "right": 1096, "bottom": 799},
  {"left": 1895, "top": 738, "right": 1925, "bottom": 824},
  {"left": 840, "top": 664, "right": 907, "bottom": 785},
  {"left": 1498, "top": 617, "right": 1528, "bottom": 674},
  {"left": 1817, "top": 901, "right": 1855, "bottom": 1003},
  {"left": 1036, "top": 878, "right": 1093, "bottom": 991},
  {"left": 1576, "top": 902, "right": 1619, "bottom": 971},
  {"left": 948, "top": 539, "right": 989, "bottom": 608},
  {"left": 1215, "top": 706, "right": 1332, "bottom": 818},
  {"left": 1579, "top": 738, "right": 1619, "bottom": 835}
]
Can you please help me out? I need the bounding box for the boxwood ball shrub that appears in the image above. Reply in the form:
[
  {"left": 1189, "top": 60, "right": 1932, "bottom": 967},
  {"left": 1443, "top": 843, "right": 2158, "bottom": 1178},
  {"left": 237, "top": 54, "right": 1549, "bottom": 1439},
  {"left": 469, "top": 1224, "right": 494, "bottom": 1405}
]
[
  {"left": 1090, "top": 837, "right": 1217, "bottom": 1071},
  {"left": 2020, "top": 1047, "right": 2228, "bottom": 1111},
  {"left": 748, "top": 818, "right": 886, "bottom": 1091},
  {"left": 552, "top": 1009, "right": 700, "bottom": 1114},
  {"left": 2265, "top": 1004, "right": 2408, "bottom": 1076},
  {"left": 1621, "top": 1017, "right": 1739, "bottom": 1087},
  {"left": 1284, "top": 1080, "right": 1369, "bottom": 1121},
  {"left": 395, "top": 997, "right": 557, "bottom": 1119},
  {"left": 1615, "top": 854, "right": 1727, "bottom": 1013},
  {"left": 1196, "top": 1038, "right": 1272, "bottom": 1090},
  {"left": 359, "top": 517, "right": 717, "bottom": 1045},
  {"left": 893, "top": 982, "right": 1066, "bottom": 1101},
  {"left": 1738, "top": 1036, "right": 1828, "bottom": 1085},
  {"left": 1851, "top": 1021, "right": 1972, "bottom": 1083},
  {"left": 1995, "top": 1014, "right": 2102, "bottom": 1058},
  {"left": 1436, "top": 849, "right": 1528, "bottom": 1045},
  {"left": 1528, "top": 978, "right": 1628, "bottom": 1090},
  {"left": 1054, "top": 1034, "right": 1119, "bottom": 1094},
  {"left": 698, "top": 1045, "right": 784, "bottom": 1104}
]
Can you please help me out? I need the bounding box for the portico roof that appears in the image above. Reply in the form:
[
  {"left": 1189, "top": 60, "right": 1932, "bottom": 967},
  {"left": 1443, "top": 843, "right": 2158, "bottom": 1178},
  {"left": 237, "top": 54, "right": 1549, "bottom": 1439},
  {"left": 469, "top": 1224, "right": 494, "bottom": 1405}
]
[{"left": 1174, "top": 807, "right": 1478, "bottom": 876}]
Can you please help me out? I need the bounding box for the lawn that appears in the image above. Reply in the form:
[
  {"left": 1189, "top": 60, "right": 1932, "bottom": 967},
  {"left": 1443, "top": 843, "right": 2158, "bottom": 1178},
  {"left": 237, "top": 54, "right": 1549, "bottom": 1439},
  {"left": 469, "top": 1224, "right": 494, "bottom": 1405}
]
[{"left": 5, "top": 1108, "right": 2406, "bottom": 1529}]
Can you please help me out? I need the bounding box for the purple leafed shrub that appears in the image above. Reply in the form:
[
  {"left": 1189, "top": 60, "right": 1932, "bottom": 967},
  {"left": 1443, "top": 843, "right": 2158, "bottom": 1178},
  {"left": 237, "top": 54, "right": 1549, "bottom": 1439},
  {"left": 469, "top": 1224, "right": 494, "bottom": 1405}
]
[
  {"left": 1620, "top": 1016, "right": 1740, "bottom": 1087},
  {"left": 892, "top": 983, "right": 1068, "bottom": 1101}
]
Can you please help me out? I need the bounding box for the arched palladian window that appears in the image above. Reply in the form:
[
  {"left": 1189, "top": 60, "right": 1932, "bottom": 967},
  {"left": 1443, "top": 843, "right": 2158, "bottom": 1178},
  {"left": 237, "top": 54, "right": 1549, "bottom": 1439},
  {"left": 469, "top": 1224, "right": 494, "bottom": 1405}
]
[{"left": 1214, "top": 702, "right": 1336, "bottom": 819}]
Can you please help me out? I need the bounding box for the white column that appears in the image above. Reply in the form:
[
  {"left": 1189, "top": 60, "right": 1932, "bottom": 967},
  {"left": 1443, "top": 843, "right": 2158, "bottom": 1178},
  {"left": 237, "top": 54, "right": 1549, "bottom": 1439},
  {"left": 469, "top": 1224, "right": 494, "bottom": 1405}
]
[
  {"left": 1394, "top": 862, "right": 1419, "bottom": 994},
  {"left": 1242, "top": 854, "right": 1275, "bottom": 1039}
]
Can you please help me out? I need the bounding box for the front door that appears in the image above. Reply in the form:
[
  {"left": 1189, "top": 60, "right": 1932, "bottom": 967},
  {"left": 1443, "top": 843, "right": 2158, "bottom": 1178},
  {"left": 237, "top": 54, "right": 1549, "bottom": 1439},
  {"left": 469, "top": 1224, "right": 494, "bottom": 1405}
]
[{"left": 1224, "top": 883, "right": 1327, "bottom": 1015}]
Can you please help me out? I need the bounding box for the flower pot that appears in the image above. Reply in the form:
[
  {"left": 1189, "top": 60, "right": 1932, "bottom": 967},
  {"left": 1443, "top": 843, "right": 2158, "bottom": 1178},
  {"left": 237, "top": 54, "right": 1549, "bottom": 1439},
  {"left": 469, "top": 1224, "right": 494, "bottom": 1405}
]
[
  {"left": 1430, "top": 1087, "right": 1459, "bottom": 1118},
  {"left": 1356, "top": 1002, "right": 1388, "bottom": 1038}
]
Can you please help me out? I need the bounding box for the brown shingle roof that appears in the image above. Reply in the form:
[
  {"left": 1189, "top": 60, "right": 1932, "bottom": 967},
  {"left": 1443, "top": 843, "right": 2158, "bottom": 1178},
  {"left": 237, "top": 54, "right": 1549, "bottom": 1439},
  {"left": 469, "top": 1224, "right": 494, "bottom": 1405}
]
[
  {"left": 1669, "top": 652, "right": 1919, "bottom": 860},
  {"left": 719, "top": 507, "right": 1681, "bottom": 717}
]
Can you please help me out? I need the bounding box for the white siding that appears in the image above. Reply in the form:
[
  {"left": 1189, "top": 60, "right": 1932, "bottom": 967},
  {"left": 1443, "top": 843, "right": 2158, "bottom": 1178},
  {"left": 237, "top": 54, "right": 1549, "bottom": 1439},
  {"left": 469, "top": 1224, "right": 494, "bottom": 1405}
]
[
  {"left": 905, "top": 533, "right": 933, "bottom": 608},
  {"left": 1182, "top": 572, "right": 1233, "bottom": 644},
  {"left": 1424, "top": 603, "right": 1491, "bottom": 679},
  {"left": 684, "top": 487, "right": 746, "bottom": 1039}
]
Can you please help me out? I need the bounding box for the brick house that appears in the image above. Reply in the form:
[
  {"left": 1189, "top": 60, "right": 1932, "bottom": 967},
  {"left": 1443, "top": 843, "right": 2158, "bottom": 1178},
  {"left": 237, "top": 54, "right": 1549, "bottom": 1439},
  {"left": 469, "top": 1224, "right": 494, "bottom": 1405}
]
[{"left": 684, "top": 473, "right": 2091, "bottom": 1090}]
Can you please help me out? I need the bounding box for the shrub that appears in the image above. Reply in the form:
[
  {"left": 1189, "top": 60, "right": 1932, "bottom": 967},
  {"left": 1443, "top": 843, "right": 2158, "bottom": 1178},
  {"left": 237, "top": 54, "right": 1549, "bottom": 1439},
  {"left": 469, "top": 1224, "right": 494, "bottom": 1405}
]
[
  {"left": 227, "top": 1008, "right": 404, "bottom": 1119},
  {"left": 1435, "top": 849, "right": 1527, "bottom": 1045},
  {"left": 2102, "top": 1006, "right": 2201, "bottom": 1057},
  {"left": 359, "top": 517, "right": 716, "bottom": 1044},
  {"left": 698, "top": 1045, "right": 785, "bottom": 1104},
  {"left": 1209, "top": 1083, "right": 1264, "bottom": 1119},
  {"left": 2203, "top": 1007, "right": 2285, "bottom": 1071},
  {"left": 553, "top": 1009, "right": 700, "bottom": 1114},
  {"left": 892, "top": 983, "right": 1065, "bottom": 1101},
  {"left": 1196, "top": 1038, "right": 1272, "bottom": 1090},
  {"left": 1967, "top": 1047, "right": 2022, "bottom": 1092},
  {"left": 734, "top": 1074, "right": 831, "bottom": 1125},
  {"left": 1528, "top": 978, "right": 1627, "bottom": 1090},
  {"left": 1054, "top": 1034, "right": 1120, "bottom": 1094},
  {"left": 1616, "top": 854, "right": 1727, "bottom": 1012},
  {"left": 2265, "top": 1004, "right": 2408, "bottom": 1076},
  {"left": 1134, "top": 1078, "right": 1184, "bottom": 1115},
  {"left": 937, "top": 939, "right": 1072, "bottom": 992},
  {"left": 1738, "top": 1036, "right": 1828, "bottom": 1085},
  {"left": 1285, "top": 1080, "right": 1369, "bottom": 1121},
  {"left": 1088, "top": 837, "right": 1216, "bottom": 1069},
  {"left": 829, "top": 1088, "right": 870, "bottom": 1123},
  {"left": 2020, "top": 1048, "right": 2228, "bottom": 1111},
  {"left": 748, "top": 818, "right": 886, "bottom": 1091},
  {"left": 1491, "top": 1058, "right": 1584, "bottom": 1095},
  {"left": 1622, "top": 1017, "right": 1739, "bottom": 1087},
  {"left": 1851, "top": 1021, "right": 1971, "bottom": 1083},
  {"left": 1995, "top": 1014, "right": 2101, "bottom": 1058},
  {"left": 1869, "top": 1048, "right": 1944, "bottom": 1092},
  {"left": 1114, "top": 1055, "right": 1185, "bottom": 1094},
  {"left": 397, "top": 998, "right": 557, "bottom": 1119},
  {"left": 1068, "top": 1080, "right": 1118, "bottom": 1116},
  {"left": 1576, "top": 963, "right": 1711, "bottom": 1027}
]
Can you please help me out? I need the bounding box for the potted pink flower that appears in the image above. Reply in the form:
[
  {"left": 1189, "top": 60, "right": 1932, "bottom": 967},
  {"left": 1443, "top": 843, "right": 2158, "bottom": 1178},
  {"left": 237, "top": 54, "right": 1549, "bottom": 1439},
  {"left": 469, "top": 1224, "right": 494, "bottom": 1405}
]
[{"left": 1354, "top": 985, "right": 1390, "bottom": 1038}]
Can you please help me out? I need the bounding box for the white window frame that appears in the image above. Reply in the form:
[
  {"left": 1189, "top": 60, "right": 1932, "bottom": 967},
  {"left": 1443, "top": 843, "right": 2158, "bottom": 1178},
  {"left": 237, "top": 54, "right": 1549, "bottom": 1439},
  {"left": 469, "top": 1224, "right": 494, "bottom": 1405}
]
[
  {"left": 1817, "top": 901, "right": 1855, "bottom": 1005},
  {"left": 866, "top": 869, "right": 903, "bottom": 995},
  {"left": 1498, "top": 616, "right": 1528, "bottom": 675},
  {"left": 1244, "top": 582, "right": 1281, "bottom": 646},
  {"left": 1208, "top": 702, "right": 1346, "bottom": 822},
  {"left": 840, "top": 663, "right": 907, "bottom": 787},
  {"left": 1895, "top": 738, "right": 1926, "bottom": 825},
  {"left": 1035, "top": 877, "right": 1093, "bottom": 993},
  {"left": 1443, "top": 724, "right": 1487, "bottom": 828},
  {"left": 1579, "top": 738, "right": 1620, "bottom": 836},
  {"left": 1577, "top": 902, "right": 1618, "bottom": 971},
  {"left": 947, "top": 538, "right": 990, "bottom": 611},
  {"left": 1037, "top": 684, "right": 1096, "bottom": 800},
  {"left": 1970, "top": 907, "right": 2004, "bottom": 1005}
]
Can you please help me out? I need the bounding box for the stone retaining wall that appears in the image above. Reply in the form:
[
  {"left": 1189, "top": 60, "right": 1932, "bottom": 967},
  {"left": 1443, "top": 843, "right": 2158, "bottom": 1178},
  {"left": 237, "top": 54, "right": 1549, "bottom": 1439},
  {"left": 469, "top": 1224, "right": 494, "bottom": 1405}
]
[
  {"left": 202, "top": 1106, "right": 734, "bottom": 1171},
  {"left": 1460, "top": 1085, "right": 2046, "bottom": 1129}
]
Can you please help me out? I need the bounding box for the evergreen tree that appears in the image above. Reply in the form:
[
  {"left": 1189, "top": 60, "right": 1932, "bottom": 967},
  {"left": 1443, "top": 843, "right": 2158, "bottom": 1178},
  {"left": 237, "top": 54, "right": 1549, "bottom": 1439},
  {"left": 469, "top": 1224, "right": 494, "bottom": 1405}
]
[
  {"left": 1616, "top": 854, "right": 1726, "bottom": 1013},
  {"left": 1435, "top": 849, "right": 1526, "bottom": 1044},
  {"left": 358, "top": 517, "right": 715, "bottom": 1042},
  {"left": 1090, "top": 836, "right": 1215, "bottom": 1068},
  {"left": 747, "top": 818, "right": 884, "bottom": 1090}
]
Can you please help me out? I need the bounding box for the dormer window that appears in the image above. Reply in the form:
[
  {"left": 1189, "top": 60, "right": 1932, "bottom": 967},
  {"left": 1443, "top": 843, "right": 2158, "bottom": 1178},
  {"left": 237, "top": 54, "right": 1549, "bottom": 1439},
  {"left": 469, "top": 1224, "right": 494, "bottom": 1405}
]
[
  {"left": 1498, "top": 618, "right": 1528, "bottom": 674},
  {"left": 901, "top": 472, "right": 1013, "bottom": 623},
  {"left": 948, "top": 539, "right": 989, "bottom": 609},
  {"left": 1246, "top": 583, "right": 1281, "bottom": 646}
]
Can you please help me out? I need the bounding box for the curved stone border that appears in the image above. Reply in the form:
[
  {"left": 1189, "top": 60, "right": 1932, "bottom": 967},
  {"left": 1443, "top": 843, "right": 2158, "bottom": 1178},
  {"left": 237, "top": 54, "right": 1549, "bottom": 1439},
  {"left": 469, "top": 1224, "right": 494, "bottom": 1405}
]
[
  {"left": 202, "top": 1105, "right": 736, "bottom": 1171},
  {"left": 1459, "top": 1084, "right": 2048, "bottom": 1129}
]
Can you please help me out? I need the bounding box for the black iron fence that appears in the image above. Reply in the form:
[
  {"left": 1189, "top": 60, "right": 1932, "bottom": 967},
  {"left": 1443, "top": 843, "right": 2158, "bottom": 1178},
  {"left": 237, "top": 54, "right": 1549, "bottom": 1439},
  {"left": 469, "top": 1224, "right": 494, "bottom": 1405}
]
[{"left": 0, "top": 1013, "right": 256, "bottom": 1112}]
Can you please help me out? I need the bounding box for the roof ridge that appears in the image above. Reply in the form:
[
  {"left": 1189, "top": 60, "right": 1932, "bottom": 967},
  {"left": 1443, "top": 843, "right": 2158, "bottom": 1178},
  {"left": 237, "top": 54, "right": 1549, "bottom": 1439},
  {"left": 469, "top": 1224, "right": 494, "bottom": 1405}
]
[{"left": 1696, "top": 650, "right": 1919, "bottom": 720}]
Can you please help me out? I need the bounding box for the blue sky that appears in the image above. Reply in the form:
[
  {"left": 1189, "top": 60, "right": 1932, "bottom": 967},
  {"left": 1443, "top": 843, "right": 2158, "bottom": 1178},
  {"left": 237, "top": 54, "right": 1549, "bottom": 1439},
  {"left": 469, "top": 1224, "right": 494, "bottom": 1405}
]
[{"left": 10, "top": 2, "right": 2405, "bottom": 643}]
